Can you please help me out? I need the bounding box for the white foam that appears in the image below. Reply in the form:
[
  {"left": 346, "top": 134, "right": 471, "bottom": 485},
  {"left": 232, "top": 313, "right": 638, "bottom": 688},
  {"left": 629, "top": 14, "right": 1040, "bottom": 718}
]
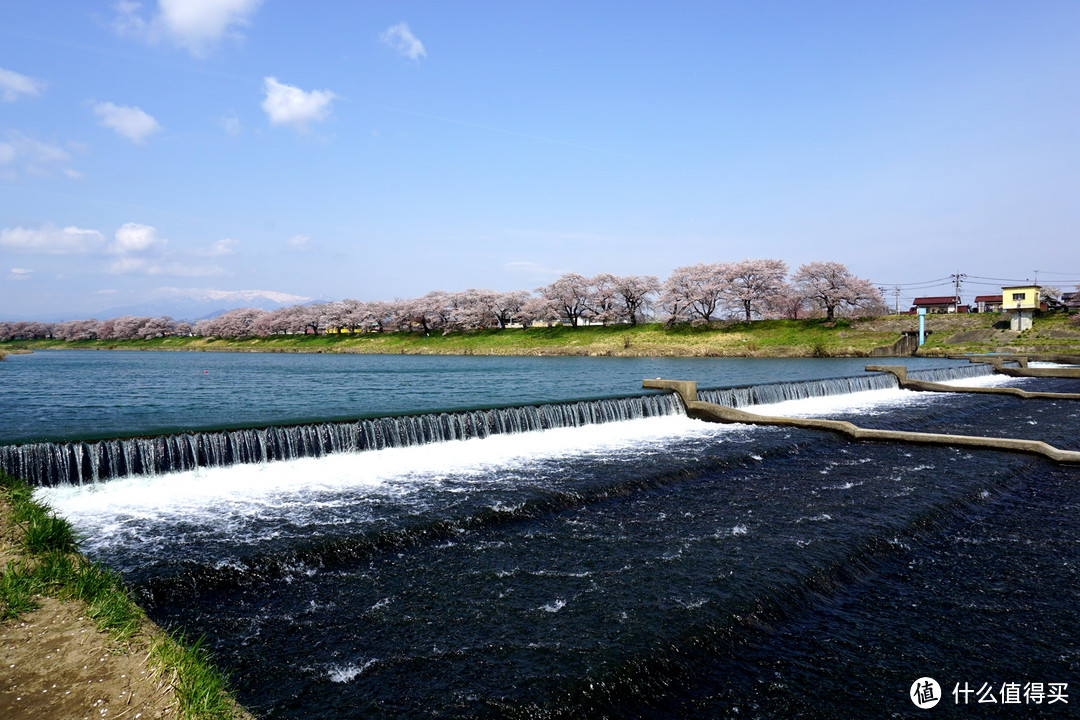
[
  {"left": 327, "top": 660, "right": 377, "bottom": 683},
  {"left": 935, "top": 374, "right": 1018, "bottom": 388},
  {"left": 540, "top": 598, "right": 566, "bottom": 613},
  {"left": 751, "top": 386, "right": 915, "bottom": 417},
  {"left": 37, "top": 415, "right": 723, "bottom": 525}
]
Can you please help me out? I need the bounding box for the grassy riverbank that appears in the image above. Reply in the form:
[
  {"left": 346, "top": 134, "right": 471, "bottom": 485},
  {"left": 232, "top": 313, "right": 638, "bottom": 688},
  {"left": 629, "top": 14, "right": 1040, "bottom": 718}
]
[
  {"left": 0, "top": 470, "right": 254, "bottom": 719},
  {"left": 5, "top": 314, "right": 1079, "bottom": 357}
]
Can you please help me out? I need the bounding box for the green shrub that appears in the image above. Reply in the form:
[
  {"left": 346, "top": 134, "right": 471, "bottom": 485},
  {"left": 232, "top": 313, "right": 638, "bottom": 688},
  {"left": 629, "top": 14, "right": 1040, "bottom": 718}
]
[
  {"left": 0, "top": 560, "right": 39, "bottom": 619},
  {"left": 23, "top": 511, "right": 79, "bottom": 555}
]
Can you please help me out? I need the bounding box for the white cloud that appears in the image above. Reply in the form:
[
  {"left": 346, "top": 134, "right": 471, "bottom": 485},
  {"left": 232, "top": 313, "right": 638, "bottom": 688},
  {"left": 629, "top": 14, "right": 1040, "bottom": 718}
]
[
  {"left": 194, "top": 238, "right": 238, "bottom": 257},
  {"left": 113, "top": 1, "right": 149, "bottom": 37},
  {"left": 109, "top": 222, "right": 168, "bottom": 254},
  {"left": 165, "top": 263, "right": 228, "bottom": 278},
  {"left": 0, "top": 131, "right": 80, "bottom": 180},
  {"left": 0, "top": 225, "right": 105, "bottom": 255},
  {"left": 107, "top": 257, "right": 227, "bottom": 277},
  {"left": 286, "top": 234, "right": 312, "bottom": 251},
  {"left": 380, "top": 22, "right": 426, "bottom": 61},
  {"left": 261, "top": 78, "right": 335, "bottom": 131},
  {"left": 9, "top": 267, "right": 34, "bottom": 280},
  {"left": 218, "top": 111, "right": 241, "bottom": 136},
  {"left": 113, "top": 0, "right": 264, "bottom": 57},
  {"left": 106, "top": 257, "right": 154, "bottom": 275},
  {"left": 0, "top": 67, "right": 45, "bottom": 102},
  {"left": 93, "top": 102, "right": 162, "bottom": 144},
  {"left": 159, "top": 0, "right": 263, "bottom": 55}
]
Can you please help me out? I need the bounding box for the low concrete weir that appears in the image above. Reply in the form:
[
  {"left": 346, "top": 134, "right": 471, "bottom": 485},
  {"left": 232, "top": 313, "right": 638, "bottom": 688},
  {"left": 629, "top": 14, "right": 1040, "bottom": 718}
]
[
  {"left": 1, "top": 394, "right": 683, "bottom": 487},
  {"left": 865, "top": 364, "right": 1080, "bottom": 401},
  {"left": 642, "top": 378, "right": 1080, "bottom": 465},
  {"left": 963, "top": 355, "right": 1080, "bottom": 378}
]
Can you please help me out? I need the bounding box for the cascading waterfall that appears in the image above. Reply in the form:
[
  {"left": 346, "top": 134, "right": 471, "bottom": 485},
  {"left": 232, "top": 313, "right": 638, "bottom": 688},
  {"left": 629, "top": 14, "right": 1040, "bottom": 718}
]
[
  {"left": 906, "top": 363, "right": 995, "bottom": 383},
  {"left": 0, "top": 364, "right": 996, "bottom": 488},
  {"left": 696, "top": 363, "right": 993, "bottom": 407},
  {"left": 1, "top": 393, "right": 684, "bottom": 487}
]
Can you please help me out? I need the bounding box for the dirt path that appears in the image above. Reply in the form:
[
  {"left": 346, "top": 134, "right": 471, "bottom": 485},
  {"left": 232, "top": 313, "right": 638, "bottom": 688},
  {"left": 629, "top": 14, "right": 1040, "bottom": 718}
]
[{"left": 1, "top": 597, "right": 178, "bottom": 720}]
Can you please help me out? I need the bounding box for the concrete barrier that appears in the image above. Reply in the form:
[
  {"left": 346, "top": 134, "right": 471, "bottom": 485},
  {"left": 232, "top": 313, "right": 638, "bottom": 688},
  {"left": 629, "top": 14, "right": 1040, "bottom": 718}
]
[
  {"left": 963, "top": 355, "right": 1080, "bottom": 378},
  {"left": 865, "top": 365, "right": 1080, "bottom": 401},
  {"left": 642, "top": 378, "right": 1080, "bottom": 465}
]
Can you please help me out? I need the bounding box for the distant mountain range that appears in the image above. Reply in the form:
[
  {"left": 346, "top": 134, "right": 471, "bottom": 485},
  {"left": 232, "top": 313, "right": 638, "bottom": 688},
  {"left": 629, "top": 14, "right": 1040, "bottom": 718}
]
[
  {"left": 12, "top": 288, "right": 319, "bottom": 323},
  {"left": 97, "top": 288, "right": 320, "bottom": 322}
]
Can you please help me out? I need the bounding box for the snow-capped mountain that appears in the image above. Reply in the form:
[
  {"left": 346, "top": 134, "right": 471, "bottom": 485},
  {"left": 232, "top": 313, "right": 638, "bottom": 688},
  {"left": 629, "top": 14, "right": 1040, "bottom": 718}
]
[{"left": 91, "top": 287, "right": 319, "bottom": 322}]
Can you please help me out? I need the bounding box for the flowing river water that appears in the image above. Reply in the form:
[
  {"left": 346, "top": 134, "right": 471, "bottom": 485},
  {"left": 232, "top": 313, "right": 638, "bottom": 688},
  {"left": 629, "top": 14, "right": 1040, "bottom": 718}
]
[{"left": 2, "top": 351, "right": 1078, "bottom": 718}]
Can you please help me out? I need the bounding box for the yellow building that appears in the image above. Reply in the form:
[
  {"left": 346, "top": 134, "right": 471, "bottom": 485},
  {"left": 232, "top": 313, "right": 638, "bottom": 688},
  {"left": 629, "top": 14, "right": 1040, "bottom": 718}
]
[
  {"left": 1002, "top": 285, "right": 1041, "bottom": 311},
  {"left": 1003, "top": 284, "right": 1041, "bottom": 331}
]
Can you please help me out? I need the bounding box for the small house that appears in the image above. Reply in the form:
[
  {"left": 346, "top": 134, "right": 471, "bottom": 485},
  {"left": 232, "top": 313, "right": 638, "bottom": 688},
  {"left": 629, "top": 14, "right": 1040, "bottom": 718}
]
[
  {"left": 910, "top": 296, "right": 961, "bottom": 314},
  {"left": 974, "top": 295, "right": 1003, "bottom": 313},
  {"left": 1002, "top": 284, "right": 1041, "bottom": 331},
  {"left": 1002, "top": 285, "right": 1041, "bottom": 311}
]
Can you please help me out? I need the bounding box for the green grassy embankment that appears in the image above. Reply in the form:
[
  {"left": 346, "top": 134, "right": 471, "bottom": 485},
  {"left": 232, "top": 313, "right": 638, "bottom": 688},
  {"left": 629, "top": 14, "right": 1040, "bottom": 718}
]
[
  {"left": 2, "top": 318, "right": 901, "bottom": 357},
  {"left": 905, "top": 311, "right": 1080, "bottom": 356},
  {"left": 3, "top": 314, "right": 1078, "bottom": 358},
  {"left": 0, "top": 470, "right": 253, "bottom": 720}
]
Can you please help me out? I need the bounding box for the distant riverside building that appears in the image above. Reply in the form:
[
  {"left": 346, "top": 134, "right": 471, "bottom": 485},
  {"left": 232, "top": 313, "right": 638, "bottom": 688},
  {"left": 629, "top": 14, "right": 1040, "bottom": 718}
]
[
  {"left": 1003, "top": 284, "right": 1041, "bottom": 331},
  {"left": 909, "top": 296, "right": 963, "bottom": 314},
  {"left": 1063, "top": 291, "right": 1080, "bottom": 310},
  {"left": 1003, "top": 285, "right": 1041, "bottom": 310},
  {"left": 974, "top": 295, "right": 1003, "bottom": 313}
]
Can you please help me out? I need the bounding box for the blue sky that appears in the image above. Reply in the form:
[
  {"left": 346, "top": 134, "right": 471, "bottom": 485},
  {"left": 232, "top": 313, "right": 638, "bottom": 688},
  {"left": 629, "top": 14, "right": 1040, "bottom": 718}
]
[{"left": 2, "top": 1, "right": 1078, "bottom": 320}]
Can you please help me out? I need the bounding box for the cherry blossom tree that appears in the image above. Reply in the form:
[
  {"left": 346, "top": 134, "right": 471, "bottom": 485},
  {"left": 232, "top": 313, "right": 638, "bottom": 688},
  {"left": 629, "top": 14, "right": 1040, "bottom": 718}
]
[
  {"left": 537, "top": 273, "right": 591, "bottom": 327},
  {"left": 721, "top": 258, "right": 790, "bottom": 322},
  {"left": 54, "top": 319, "right": 101, "bottom": 341},
  {"left": 337, "top": 299, "right": 369, "bottom": 334},
  {"left": 519, "top": 295, "right": 561, "bottom": 327},
  {"left": 249, "top": 305, "right": 315, "bottom": 335},
  {"left": 443, "top": 289, "right": 486, "bottom": 330},
  {"left": 136, "top": 315, "right": 176, "bottom": 339},
  {"left": 402, "top": 292, "right": 451, "bottom": 334},
  {"left": 588, "top": 273, "right": 623, "bottom": 325},
  {"left": 489, "top": 290, "right": 530, "bottom": 328},
  {"left": 792, "top": 261, "right": 882, "bottom": 320},
  {"left": 768, "top": 287, "right": 807, "bottom": 319},
  {"left": 660, "top": 263, "right": 726, "bottom": 323},
  {"left": 256, "top": 307, "right": 298, "bottom": 335},
  {"left": 0, "top": 321, "right": 53, "bottom": 340},
  {"left": 301, "top": 304, "right": 329, "bottom": 334},
  {"left": 195, "top": 308, "right": 268, "bottom": 337},
  {"left": 364, "top": 300, "right": 399, "bottom": 333},
  {"left": 613, "top": 275, "right": 660, "bottom": 326},
  {"left": 107, "top": 316, "right": 154, "bottom": 339}
]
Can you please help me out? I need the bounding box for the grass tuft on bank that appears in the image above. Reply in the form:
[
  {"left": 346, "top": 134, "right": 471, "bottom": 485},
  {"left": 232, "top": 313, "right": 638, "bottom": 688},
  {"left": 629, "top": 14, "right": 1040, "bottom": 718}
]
[{"left": 0, "top": 470, "right": 250, "bottom": 719}]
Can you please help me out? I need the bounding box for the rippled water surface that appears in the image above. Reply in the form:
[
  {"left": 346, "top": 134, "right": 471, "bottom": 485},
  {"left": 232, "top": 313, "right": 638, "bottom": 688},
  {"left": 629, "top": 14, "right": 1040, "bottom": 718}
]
[
  {"left": 1, "top": 350, "right": 973, "bottom": 443},
  {"left": 30, "top": 364, "right": 1080, "bottom": 719}
]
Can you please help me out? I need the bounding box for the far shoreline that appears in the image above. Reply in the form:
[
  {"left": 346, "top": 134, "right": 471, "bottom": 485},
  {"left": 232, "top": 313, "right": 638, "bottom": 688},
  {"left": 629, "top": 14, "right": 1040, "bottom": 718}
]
[{"left": 3, "top": 314, "right": 1079, "bottom": 359}]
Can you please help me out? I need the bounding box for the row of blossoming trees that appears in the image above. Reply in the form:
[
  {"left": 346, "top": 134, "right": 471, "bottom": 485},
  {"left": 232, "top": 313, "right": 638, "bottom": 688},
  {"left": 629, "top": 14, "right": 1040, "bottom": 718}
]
[{"left": 1, "top": 260, "right": 886, "bottom": 341}]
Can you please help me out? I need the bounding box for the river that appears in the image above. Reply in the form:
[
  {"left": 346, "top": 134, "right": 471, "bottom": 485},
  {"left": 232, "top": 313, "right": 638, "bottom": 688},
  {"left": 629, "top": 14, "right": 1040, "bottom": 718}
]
[{"left": 3, "top": 351, "right": 1078, "bottom": 718}]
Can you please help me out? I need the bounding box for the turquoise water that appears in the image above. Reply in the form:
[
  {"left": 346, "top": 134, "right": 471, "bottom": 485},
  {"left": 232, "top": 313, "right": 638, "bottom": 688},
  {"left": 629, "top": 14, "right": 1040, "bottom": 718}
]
[{"left": 0, "top": 350, "right": 968, "bottom": 443}]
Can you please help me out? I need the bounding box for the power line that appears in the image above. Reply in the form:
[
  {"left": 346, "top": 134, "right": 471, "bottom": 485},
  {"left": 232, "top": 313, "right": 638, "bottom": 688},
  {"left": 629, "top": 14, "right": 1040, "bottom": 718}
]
[{"left": 873, "top": 276, "right": 951, "bottom": 286}]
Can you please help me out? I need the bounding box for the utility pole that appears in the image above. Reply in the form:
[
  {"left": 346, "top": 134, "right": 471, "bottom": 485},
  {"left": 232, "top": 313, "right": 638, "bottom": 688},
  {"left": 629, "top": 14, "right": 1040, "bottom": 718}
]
[
  {"left": 893, "top": 285, "right": 901, "bottom": 315},
  {"left": 950, "top": 272, "right": 967, "bottom": 311}
]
